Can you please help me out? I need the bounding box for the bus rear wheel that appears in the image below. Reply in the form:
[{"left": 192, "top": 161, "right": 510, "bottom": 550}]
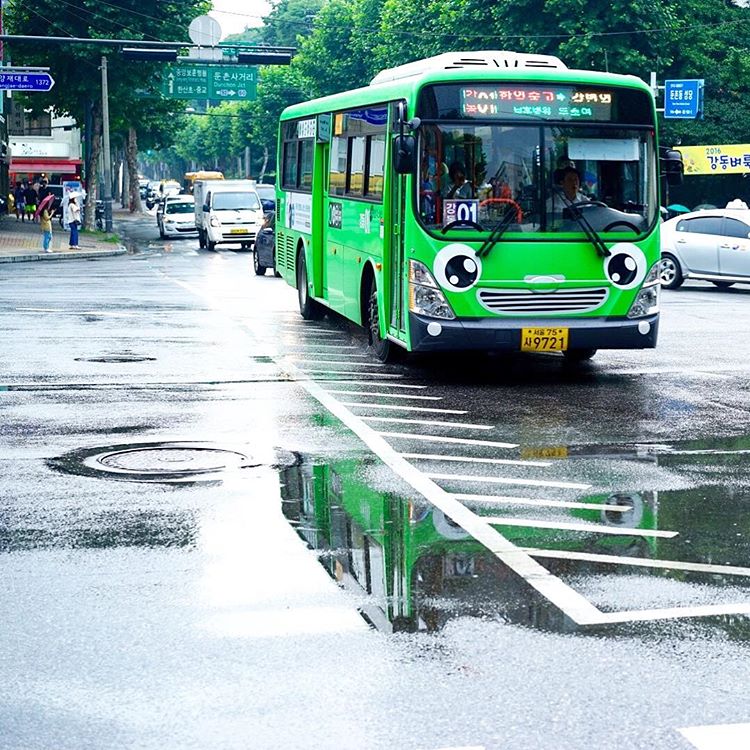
[
  {"left": 297, "top": 251, "right": 323, "bottom": 320},
  {"left": 366, "top": 278, "right": 399, "bottom": 363}
]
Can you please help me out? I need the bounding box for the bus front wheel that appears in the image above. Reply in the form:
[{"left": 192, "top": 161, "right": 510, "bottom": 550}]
[
  {"left": 366, "top": 278, "right": 398, "bottom": 363},
  {"left": 297, "top": 251, "right": 323, "bottom": 320}
]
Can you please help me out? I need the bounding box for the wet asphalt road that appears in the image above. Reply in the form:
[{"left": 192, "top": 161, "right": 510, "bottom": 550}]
[{"left": 2, "top": 213, "right": 750, "bottom": 749}]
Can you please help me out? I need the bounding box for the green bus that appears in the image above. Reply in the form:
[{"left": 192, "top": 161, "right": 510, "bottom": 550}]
[{"left": 275, "top": 51, "right": 682, "bottom": 362}]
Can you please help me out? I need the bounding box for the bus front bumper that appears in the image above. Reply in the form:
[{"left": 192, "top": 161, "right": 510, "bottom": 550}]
[{"left": 407, "top": 313, "right": 659, "bottom": 352}]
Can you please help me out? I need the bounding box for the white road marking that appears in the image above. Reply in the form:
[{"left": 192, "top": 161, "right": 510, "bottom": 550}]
[
  {"left": 601, "top": 602, "right": 750, "bottom": 624},
  {"left": 403, "top": 453, "right": 550, "bottom": 467},
  {"left": 285, "top": 352, "right": 370, "bottom": 358},
  {"left": 292, "top": 360, "right": 386, "bottom": 367},
  {"left": 341, "top": 402, "right": 467, "bottom": 415},
  {"left": 482, "top": 516, "right": 678, "bottom": 538},
  {"left": 456, "top": 493, "right": 630, "bottom": 512},
  {"left": 428, "top": 472, "right": 590, "bottom": 490},
  {"left": 378, "top": 431, "right": 518, "bottom": 448},
  {"left": 524, "top": 548, "right": 750, "bottom": 576},
  {"left": 326, "top": 390, "right": 443, "bottom": 400},
  {"left": 307, "top": 371, "right": 403, "bottom": 378},
  {"left": 323, "top": 381, "right": 428, "bottom": 389},
  {"left": 679, "top": 722, "right": 750, "bottom": 749},
  {"left": 362, "top": 416, "right": 493, "bottom": 430}
]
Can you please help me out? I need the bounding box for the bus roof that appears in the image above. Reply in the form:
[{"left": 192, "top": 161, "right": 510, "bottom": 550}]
[{"left": 281, "top": 51, "right": 651, "bottom": 120}]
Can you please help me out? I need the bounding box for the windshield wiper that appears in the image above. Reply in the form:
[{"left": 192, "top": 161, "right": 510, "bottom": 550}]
[
  {"left": 476, "top": 207, "right": 518, "bottom": 258},
  {"left": 558, "top": 193, "right": 610, "bottom": 258}
]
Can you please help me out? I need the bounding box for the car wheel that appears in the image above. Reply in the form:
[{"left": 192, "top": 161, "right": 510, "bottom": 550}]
[
  {"left": 366, "top": 277, "right": 399, "bottom": 363},
  {"left": 562, "top": 348, "right": 597, "bottom": 362},
  {"left": 659, "top": 253, "right": 684, "bottom": 289},
  {"left": 712, "top": 280, "right": 735, "bottom": 288},
  {"left": 297, "top": 251, "right": 323, "bottom": 320},
  {"left": 253, "top": 250, "right": 267, "bottom": 276}
]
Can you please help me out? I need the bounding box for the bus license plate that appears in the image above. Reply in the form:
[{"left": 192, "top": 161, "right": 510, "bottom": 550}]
[{"left": 521, "top": 327, "right": 569, "bottom": 352}]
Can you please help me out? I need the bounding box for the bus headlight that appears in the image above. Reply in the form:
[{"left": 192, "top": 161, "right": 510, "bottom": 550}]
[
  {"left": 409, "top": 260, "right": 455, "bottom": 320},
  {"left": 627, "top": 262, "right": 660, "bottom": 318}
]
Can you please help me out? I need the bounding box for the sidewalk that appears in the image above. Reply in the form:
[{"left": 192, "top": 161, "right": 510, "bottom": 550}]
[{"left": 0, "top": 209, "right": 127, "bottom": 263}]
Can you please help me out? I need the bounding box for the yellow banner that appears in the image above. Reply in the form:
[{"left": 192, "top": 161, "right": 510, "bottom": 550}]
[{"left": 677, "top": 144, "right": 750, "bottom": 175}]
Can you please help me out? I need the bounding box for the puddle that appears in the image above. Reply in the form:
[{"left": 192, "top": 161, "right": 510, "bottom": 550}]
[
  {"left": 75, "top": 353, "right": 156, "bottom": 363},
  {"left": 279, "top": 443, "right": 750, "bottom": 635}
]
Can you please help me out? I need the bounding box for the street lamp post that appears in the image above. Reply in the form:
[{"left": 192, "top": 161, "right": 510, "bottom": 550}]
[{"left": 100, "top": 55, "right": 113, "bottom": 232}]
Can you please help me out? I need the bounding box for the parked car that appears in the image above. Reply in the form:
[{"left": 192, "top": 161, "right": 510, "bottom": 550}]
[
  {"left": 660, "top": 202, "right": 750, "bottom": 289},
  {"left": 159, "top": 195, "right": 197, "bottom": 238},
  {"left": 253, "top": 212, "right": 280, "bottom": 276}
]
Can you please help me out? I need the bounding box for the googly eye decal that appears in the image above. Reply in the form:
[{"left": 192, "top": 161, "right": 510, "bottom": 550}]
[
  {"left": 605, "top": 243, "right": 647, "bottom": 290},
  {"left": 434, "top": 244, "right": 482, "bottom": 292}
]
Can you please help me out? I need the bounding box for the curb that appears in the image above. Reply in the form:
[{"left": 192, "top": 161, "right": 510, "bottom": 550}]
[{"left": 0, "top": 245, "right": 128, "bottom": 263}]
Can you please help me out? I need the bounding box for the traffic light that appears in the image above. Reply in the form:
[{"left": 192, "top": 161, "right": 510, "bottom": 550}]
[
  {"left": 237, "top": 52, "right": 292, "bottom": 65},
  {"left": 122, "top": 48, "right": 179, "bottom": 62}
]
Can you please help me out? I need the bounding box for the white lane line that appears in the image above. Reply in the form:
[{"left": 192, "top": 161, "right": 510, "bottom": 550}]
[
  {"left": 323, "top": 381, "right": 428, "bottom": 389},
  {"left": 456, "top": 494, "right": 630, "bottom": 512},
  {"left": 428, "top": 472, "right": 590, "bottom": 490},
  {"left": 523, "top": 548, "right": 750, "bottom": 576},
  {"left": 482, "top": 516, "right": 678, "bottom": 538},
  {"left": 403, "top": 453, "right": 550, "bottom": 467},
  {"left": 306, "top": 371, "right": 403, "bottom": 378},
  {"left": 679, "top": 723, "right": 750, "bottom": 749},
  {"left": 341, "top": 402, "right": 467, "bottom": 415},
  {"left": 362, "top": 416, "right": 493, "bottom": 430},
  {"left": 280, "top": 345, "right": 360, "bottom": 350},
  {"left": 379, "top": 432, "right": 518, "bottom": 448},
  {"left": 285, "top": 352, "right": 370, "bottom": 358},
  {"left": 601, "top": 602, "right": 750, "bottom": 624},
  {"left": 293, "top": 360, "right": 386, "bottom": 368},
  {"left": 326, "top": 390, "right": 443, "bottom": 401}
]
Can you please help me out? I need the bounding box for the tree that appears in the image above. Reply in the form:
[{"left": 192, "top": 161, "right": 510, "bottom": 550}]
[{"left": 6, "top": 0, "right": 211, "bottom": 222}]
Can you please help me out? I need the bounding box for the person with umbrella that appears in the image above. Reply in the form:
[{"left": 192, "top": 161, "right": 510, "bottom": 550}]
[{"left": 35, "top": 191, "right": 56, "bottom": 252}]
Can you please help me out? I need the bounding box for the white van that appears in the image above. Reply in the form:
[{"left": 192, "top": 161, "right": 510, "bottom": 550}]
[{"left": 194, "top": 179, "right": 264, "bottom": 251}]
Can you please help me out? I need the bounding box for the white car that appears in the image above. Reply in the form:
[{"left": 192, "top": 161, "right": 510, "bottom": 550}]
[
  {"left": 660, "top": 202, "right": 750, "bottom": 289},
  {"left": 159, "top": 195, "right": 197, "bottom": 239}
]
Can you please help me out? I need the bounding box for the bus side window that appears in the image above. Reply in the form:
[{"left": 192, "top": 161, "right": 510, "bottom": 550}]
[
  {"left": 329, "top": 136, "right": 346, "bottom": 196},
  {"left": 365, "top": 134, "right": 385, "bottom": 200}
]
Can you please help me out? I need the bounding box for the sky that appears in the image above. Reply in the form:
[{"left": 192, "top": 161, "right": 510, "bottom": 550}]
[{"left": 210, "top": 0, "right": 273, "bottom": 39}]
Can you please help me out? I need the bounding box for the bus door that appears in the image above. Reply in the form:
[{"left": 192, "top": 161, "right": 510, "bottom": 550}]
[{"left": 387, "top": 102, "right": 408, "bottom": 335}]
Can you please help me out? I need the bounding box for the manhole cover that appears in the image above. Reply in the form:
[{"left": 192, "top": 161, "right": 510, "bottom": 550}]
[
  {"left": 48, "top": 442, "right": 262, "bottom": 483},
  {"left": 76, "top": 355, "right": 156, "bottom": 363}
]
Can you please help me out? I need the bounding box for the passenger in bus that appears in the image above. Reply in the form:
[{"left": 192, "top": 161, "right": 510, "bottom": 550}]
[{"left": 443, "top": 162, "right": 474, "bottom": 199}]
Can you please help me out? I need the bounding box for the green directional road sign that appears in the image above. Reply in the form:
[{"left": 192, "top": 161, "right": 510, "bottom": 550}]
[{"left": 160, "top": 64, "right": 257, "bottom": 101}]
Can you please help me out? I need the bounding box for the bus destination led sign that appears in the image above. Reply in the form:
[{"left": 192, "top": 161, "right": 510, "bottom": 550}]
[{"left": 460, "top": 86, "right": 613, "bottom": 121}]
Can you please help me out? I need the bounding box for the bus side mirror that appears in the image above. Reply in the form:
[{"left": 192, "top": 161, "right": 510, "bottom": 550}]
[
  {"left": 394, "top": 134, "right": 416, "bottom": 174},
  {"left": 660, "top": 147, "right": 684, "bottom": 186}
]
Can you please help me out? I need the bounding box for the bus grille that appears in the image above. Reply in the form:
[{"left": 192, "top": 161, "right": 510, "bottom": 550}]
[
  {"left": 276, "top": 231, "right": 296, "bottom": 272},
  {"left": 477, "top": 287, "right": 608, "bottom": 315}
]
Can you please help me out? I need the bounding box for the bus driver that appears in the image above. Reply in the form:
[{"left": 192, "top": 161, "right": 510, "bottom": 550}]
[{"left": 546, "top": 166, "right": 589, "bottom": 222}]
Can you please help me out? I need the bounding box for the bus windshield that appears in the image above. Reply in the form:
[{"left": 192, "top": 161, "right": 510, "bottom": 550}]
[
  {"left": 416, "top": 84, "right": 657, "bottom": 236},
  {"left": 212, "top": 192, "right": 261, "bottom": 211}
]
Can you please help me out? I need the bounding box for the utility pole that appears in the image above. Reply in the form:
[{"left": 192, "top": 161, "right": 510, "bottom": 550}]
[{"left": 100, "top": 55, "right": 113, "bottom": 232}]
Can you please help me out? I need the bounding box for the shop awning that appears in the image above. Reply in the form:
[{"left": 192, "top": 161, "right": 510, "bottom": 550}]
[{"left": 10, "top": 158, "right": 80, "bottom": 175}]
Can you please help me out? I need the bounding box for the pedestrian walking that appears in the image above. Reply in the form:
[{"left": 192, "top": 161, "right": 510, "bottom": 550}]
[
  {"left": 14, "top": 183, "right": 25, "bottom": 221},
  {"left": 24, "top": 183, "right": 38, "bottom": 222},
  {"left": 40, "top": 204, "right": 54, "bottom": 252},
  {"left": 68, "top": 195, "right": 81, "bottom": 249}
]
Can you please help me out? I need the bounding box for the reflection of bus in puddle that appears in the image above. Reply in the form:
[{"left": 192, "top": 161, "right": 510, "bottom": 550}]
[{"left": 280, "top": 459, "right": 659, "bottom": 632}]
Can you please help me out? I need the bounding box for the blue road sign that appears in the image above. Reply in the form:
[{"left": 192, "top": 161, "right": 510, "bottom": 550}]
[
  {"left": 664, "top": 79, "right": 704, "bottom": 119},
  {"left": 0, "top": 72, "right": 55, "bottom": 91}
]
